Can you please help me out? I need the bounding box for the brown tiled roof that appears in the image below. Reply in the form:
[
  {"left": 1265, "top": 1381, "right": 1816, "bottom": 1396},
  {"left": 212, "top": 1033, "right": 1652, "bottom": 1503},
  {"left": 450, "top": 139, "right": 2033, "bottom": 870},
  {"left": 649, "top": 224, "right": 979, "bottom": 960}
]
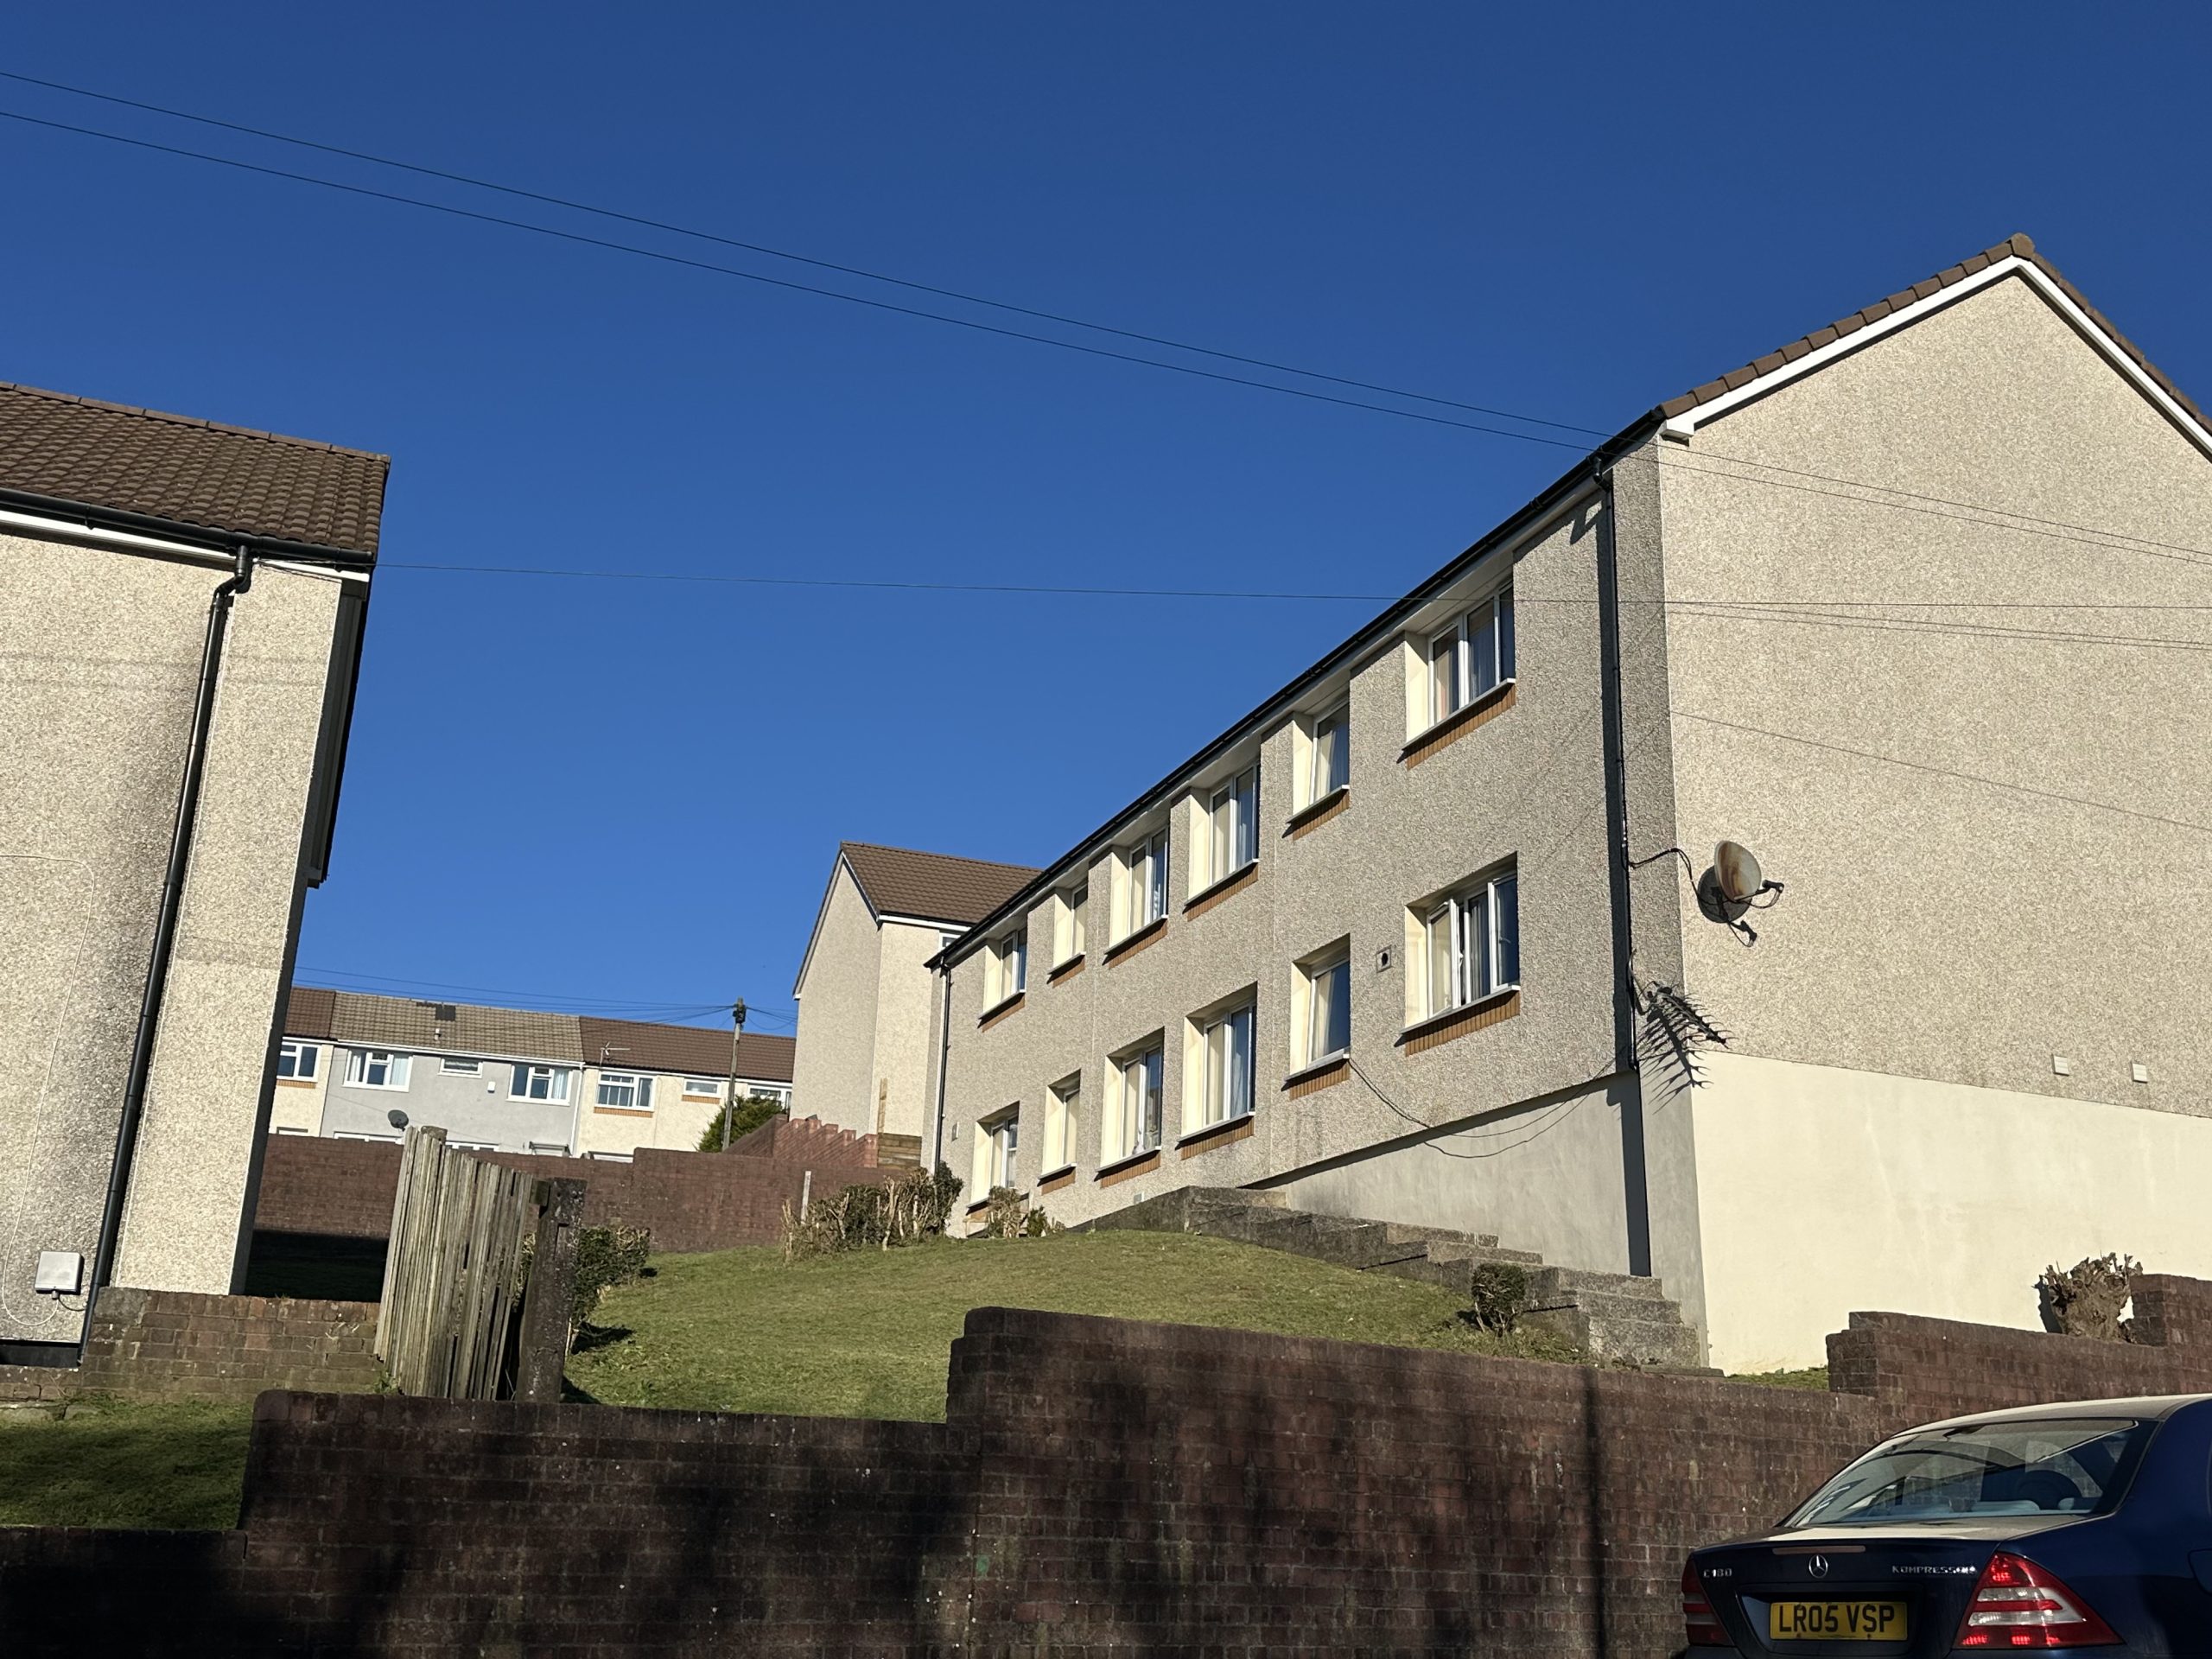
[
  {"left": 278, "top": 984, "right": 338, "bottom": 1041},
  {"left": 840, "top": 842, "right": 1039, "bottom": 928},
  {"left": 1656, "top": 233, "right": 2209, "bottom": 432},
  {"left": 0, "top": 380, "right": 390, "bottom": 553},
  {"left": 316, "top": 990, "right": 587, "bottom": 1065},
  {"left": 578, "top": 1016, "right": 794, "bottom": 1084}
]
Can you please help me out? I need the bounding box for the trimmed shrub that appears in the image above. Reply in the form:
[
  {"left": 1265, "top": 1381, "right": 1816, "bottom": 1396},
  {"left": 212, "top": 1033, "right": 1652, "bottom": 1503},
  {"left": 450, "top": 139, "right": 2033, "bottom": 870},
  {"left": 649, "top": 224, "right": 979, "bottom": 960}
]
[
  {"left": 1463, "top": 1263, "right": 1532, "bottom": 1335},
  {"left": 568, "top": 1224, "right": 652, "bottom": 1348},
  {"left": 782, "top": 1165, "right": 963, "bottom": 1259},
  {"left": 972, "top": 1186, "right": 1065, "bottom": 1240}
]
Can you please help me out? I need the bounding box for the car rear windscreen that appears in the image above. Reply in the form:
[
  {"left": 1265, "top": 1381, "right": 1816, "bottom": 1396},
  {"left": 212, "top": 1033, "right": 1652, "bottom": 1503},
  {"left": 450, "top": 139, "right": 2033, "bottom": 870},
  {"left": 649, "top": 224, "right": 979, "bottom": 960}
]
[{"left": 1789, "top": 1417, "right": 2153, "bottom": 1527}]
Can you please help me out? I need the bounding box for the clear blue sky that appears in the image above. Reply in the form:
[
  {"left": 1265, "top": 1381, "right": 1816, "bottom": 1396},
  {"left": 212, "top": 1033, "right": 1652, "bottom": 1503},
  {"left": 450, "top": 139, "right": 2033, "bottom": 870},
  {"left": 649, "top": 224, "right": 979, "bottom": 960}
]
[{"left": 8, "top": 6, "right": 2208, "bottom": 1036}]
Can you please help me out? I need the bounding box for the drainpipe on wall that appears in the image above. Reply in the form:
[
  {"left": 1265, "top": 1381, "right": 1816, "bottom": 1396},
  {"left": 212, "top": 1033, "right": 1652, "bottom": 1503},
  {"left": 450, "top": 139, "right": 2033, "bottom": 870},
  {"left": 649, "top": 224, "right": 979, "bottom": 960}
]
[
  {"left": 929, "top": 957, "right": 954, "bottom": 1179},
  {"left": 85, "top": 545, "right": 257, "bottom": 1338},
  {"left": 1592, "top": 467, "right": 1654, "bottom": 1279}
]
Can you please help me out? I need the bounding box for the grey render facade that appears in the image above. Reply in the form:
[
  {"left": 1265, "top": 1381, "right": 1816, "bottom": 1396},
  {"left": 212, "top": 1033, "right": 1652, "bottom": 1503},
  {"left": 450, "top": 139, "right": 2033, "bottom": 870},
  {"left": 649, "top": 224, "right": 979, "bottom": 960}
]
[
  {"left": 0, "top": 381, "right": 385, "bottom": 1361},
  {"left": 791, "top": 842, "right": 1036, "bottom": 1155},
  {"left": 930, "top": 235, "right": 2212, "bottom": 1372},
  {"left": 273, "top": 988, "right": 795, "bottom": 1160}
]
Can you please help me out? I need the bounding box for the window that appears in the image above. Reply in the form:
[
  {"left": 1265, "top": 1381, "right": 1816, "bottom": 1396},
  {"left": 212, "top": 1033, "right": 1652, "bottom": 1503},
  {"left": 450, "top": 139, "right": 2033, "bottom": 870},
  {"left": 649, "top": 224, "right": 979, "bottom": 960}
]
[
  {"left": 276, "top": 1040, "right": 319, "bottom": 1081},
  {"left": 1789, "top": 1418, "right": 2152, "bottom": 1529},
  {"left": 1192, "top": 1003, "right": 1255, "bottom": 1130},
  {"left": 1202, "top": 765, "right": 1259, "bottom": 887},
  {"left": 1421, "top": 868, "right": 1520, "bottom": 1019},
  {"left": 439, "top": 1056, "right": 483, "bottom": 1076},
  {"left": 344, "top": 1050, "right": 410, "bottom": 1090},
  {"left": 1043, "top": 1076, "right": 1077, "bottom": 1173},
  {"left": 1104, "top": 1044, "right": 1165, "bottom": 1161},
  {"left": 510, "top": 1064, "right": 573, "bottom": 1103},
  {"left": 595, "top": 1071, "right": 654, "bottom": 1110},
  {"left": 1308, "top": 706, "right": 1349, "bottom": 804},
  {"left": 1113, "top": 830, "right": 1168, "bottom": 942},
  {"left": 748, "top": 1084, "right": 793, "bottom": 1111},
  {"left": 1426, "top": 588, "right": 1516, "bottom": 728},
  {"left": 987, "top": 1114, "right": 1019, "bottom": 1190},
  {"left": 683, "top": 1077, "right": 724, "bottom": 1100},
  {"left": 1299, "top": 949, "right": 1352, "bottom": 1067},
  {"left": 983, "top": 929, "right": 1027, "bottom": 1007},
  {"left": 1052, "top": 886, "right": 1088, "bottom": 965}
]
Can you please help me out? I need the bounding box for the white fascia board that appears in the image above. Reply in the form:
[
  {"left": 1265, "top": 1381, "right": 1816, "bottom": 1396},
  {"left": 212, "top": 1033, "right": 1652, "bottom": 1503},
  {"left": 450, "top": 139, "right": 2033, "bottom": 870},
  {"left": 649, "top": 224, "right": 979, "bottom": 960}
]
[
  {"left": 0, "top": 505, "right": 237, "bottom": 569},
  {"left": 1661, "top": 256, "right": 2212, "bottom": 462},
  {"left": 879, "top": 912, "right": 971, "bottom": 931}
]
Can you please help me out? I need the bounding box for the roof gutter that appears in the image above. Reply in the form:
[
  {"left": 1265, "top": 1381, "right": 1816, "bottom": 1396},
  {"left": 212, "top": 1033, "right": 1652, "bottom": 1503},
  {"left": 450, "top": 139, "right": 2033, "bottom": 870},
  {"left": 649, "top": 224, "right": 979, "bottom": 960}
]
[
  {"left": 934, "top": 415, "right": 1664, "bottom": 968},
  {"left": 0, "top": 485, "right": 378, "bottom": 570}
]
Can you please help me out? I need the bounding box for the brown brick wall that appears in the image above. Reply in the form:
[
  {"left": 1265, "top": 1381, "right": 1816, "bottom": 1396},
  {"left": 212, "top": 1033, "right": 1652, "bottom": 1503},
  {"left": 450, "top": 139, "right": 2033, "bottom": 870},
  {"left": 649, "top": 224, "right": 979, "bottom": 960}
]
[
  {"left": 6, "top": 1293, "right": 2210, "bottom": 1655},
  {"left": 0, "top": 1288, "right": 378, "bottom": 1406},
  {"left": 253, "top": 1117, "right": 892, "bottom": 1255}
]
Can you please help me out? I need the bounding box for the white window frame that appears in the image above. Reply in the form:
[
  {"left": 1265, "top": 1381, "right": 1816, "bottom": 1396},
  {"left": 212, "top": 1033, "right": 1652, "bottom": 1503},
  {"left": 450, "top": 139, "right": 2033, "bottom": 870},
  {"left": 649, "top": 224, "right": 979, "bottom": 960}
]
[
  {"left": 1421, "top": 868, "right": 1521, "bottom": 1020},
  {"left": 276, "top": 1039, "right": 319, "bottom": 1081},
  {"left": 344, "top": 1049, "right": 411, "bottom": 1090},
  {"left": 1043, "top": 1076, "right": 1077, "bottom": 1175},
  {"left": 1299, "top": 947, "right": 1352, "bottom": 1068},
  {"left": 510, "top": 1063, "right": 573, "bottom": 1104},
  {"left": 1105, "top": 1043, "right": 1165, "bottom": 1162},
  {"left": 682, "top": 1077, "right": 724, "bottom": 1100},
  {"left": 1190, "top": 1001, "right": 1255, "bottom": 1132},
  {"left": 595, "top": 1071, "right": 654, "bottom": 1110},
  {"left": 983, "top": 928, "right": 1027, "bottom": 1008},
  {"left": 439, "top": 1056, "right": 483, "bottom": 1077},
  {"left": 1114, "top": 830, "right": 1169, "bottom": 943},
  {"left": 1201, "top": 765, "right": 1259, "bottom": 887},
  {"left": 1425, "top": 587, "right": 1516, "bottom": 729},
  {"left": 1304, "top": 704, "right": 1349, "bottom": 808},
  {"left": 1052, "top": 885, "right": 1088, "bottom": 966},
  {"left": 987, "top": 1112, "right": 1020, "bottom": 1191},
  {"left": 749, "top": 1084, "right": 792, "bottom": 1109}
]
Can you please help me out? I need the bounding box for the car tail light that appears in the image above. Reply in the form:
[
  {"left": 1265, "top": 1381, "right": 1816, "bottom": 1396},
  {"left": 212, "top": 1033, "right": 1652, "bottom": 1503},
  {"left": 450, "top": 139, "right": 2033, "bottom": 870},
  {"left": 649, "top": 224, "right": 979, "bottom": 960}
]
[
  {"left": 1681, "top": 1559, "right": 1731, "bottom": 1648},
  {"left": 1955, "top": 1550, "right": 2120, "bottom": 1649}
]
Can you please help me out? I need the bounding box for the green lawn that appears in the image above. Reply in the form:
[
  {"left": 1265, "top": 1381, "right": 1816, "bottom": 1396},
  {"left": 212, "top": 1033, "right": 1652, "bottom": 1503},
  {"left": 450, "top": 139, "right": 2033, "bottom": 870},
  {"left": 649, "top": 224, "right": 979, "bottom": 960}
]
[
  {"left": 569, "top": 1230, "right": 1573, "bottom": 1419},
  {"left": 0, "top": 1396, "right": 252, "bottom": 1530}
]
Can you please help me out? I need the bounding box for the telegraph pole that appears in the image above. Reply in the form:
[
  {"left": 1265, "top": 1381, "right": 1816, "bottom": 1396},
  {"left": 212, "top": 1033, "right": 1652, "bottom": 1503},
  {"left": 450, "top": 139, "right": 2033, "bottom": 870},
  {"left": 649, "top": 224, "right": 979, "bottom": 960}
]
[{"left": 718, "top": 998, "right": 747, "bottom": 1150}]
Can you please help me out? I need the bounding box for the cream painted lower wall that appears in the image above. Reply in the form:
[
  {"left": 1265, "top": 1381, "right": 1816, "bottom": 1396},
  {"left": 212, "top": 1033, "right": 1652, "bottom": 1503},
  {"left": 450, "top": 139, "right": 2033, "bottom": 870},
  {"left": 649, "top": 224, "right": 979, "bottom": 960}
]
[{"left": 1692, "top": 1050, "right": 2212, "bottom": 1374}]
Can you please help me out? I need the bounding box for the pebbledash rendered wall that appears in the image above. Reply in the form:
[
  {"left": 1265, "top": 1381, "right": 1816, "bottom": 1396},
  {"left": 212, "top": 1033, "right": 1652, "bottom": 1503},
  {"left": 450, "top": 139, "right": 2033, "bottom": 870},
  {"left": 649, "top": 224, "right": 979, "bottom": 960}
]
[
  {"left": 9, "top": 1276, "right": 2212, "bottom": 1656},
  {"left": 252, "top": 1116, "right": 892, "bottom": 1253}
]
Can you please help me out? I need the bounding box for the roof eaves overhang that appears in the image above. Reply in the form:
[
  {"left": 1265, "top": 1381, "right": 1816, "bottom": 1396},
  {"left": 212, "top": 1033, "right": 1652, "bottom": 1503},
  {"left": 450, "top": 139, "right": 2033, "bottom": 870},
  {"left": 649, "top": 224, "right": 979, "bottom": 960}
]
[
  {"left": 933, "top": 417, "right": 1661, "bottom": 971},
  {"left": 0, "top": 484, "right": 381, "bottom": 569}
]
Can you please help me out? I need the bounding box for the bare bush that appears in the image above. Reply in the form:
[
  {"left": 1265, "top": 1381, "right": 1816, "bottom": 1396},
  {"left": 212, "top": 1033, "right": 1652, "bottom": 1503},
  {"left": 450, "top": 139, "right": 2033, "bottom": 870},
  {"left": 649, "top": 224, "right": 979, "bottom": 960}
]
[
  {"left": 782, "top": 1165, "right": 963, "bottom": 1260},
  {"left": 2037, "top": 1253, "right": 2140, "bottom": 1342}
]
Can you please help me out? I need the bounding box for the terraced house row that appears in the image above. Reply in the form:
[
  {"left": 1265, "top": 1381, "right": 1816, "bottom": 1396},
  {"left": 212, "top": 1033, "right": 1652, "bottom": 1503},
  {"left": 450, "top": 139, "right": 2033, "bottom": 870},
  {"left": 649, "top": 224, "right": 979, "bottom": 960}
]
[{"left": 891, "top": 235, "right": 2212, "bottom": 1373}]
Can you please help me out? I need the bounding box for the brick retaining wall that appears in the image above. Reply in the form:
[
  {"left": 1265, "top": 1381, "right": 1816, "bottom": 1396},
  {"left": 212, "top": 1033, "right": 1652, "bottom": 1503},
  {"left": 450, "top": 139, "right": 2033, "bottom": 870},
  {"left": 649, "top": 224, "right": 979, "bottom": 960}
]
[
  {"left": 7, "top": 1285, "right": 2212, "bottom": 1656},
  {"left": 252, "top": 1117, "right": 891, "bottom": 1255},
  {"left": 0, "top": 1288, "right": 379, "bottom": 1406}
]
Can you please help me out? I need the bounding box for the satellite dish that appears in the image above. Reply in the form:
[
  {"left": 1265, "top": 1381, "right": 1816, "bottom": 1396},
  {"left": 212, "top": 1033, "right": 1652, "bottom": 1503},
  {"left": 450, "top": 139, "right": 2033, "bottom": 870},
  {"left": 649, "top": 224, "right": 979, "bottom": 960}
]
[
  {"left": 1713, "top": 842, "right": 1764, "bottom": 906},
  {"left": 387, "top": 1108, "right": 410, "bottom": 1130}
]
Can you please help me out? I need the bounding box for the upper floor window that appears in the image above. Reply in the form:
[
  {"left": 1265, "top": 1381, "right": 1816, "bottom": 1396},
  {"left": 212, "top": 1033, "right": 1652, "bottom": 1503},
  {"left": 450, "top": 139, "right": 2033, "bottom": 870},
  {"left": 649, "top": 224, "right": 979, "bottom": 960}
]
[
  {"left": 276, "top": 1039, "right": 319, "bottom": 1081},
  {"left": 983, "top": 928, "right": 1027, "bottom": 1007},
  {"left": 1308, "top": 706, "right": 1349, "bottom": 802},
  {"left": 985, "top": 1111, "right": 1020, "bottom": 1192},
  {"left": 345, "top": 1050, "right": 410, "bottom": 1090},
  {"left": 1299, "top": 947, "right": 1351, "bottom": 1067},
  {"left": 1192, "top": 1002, "right": 1255, "bottom": 1130},
  {"left": 682, "top": 1077, "right": 723, "bottom": 1100},
  {"left": 1043, "top": 1075, "right": 1077, "bottom": 1174},
  {"left": 1201, "top": 765, "right": 1259, "bottom": 887},
  {"left": 596, "top": 1071, "right": 653, "bottom": 1110},
  {"left": 1112, "top": 830, "right": 1168, "bottom": 943},
  {"left": 440, "top": 1056, "right": 483, "bottom": 1076},
  {"left": 751, "top": 1084, "right": 792, "bottom": 1110},
  {"left": 511, "top": 1064, "right": 573, "bottom": 1104},
  {"left": 1052, "top": 885, "right": 1087, "bottom": 966},
  {"left": 1105, "top": 1042, "right": 1164, "bottom": 1162},
  {"left": 1427, "top": 588, "right": 1516, "bottom": 728},
  {"left": 1421, "top": 867, "right": 1520, "bottom": 1020}
]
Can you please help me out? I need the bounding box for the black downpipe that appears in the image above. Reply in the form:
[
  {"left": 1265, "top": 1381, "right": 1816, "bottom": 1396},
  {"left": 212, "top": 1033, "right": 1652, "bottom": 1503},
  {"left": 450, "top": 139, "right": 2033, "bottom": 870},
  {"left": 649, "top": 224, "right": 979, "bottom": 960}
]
[
  {"left": 86, "top": 546, "right": 256, "bottom": 1329},
  {"left": 1592, "top": 470, "right": 1654, "bottom": 1279},
  {"left": 929, "top": 957, "right": 954, "bottom": 1179}
]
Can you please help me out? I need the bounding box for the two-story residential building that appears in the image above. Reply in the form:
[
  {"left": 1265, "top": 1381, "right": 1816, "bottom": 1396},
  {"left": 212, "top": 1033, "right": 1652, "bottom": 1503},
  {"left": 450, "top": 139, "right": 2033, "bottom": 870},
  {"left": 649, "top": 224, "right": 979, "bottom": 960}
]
[
  {"left": 930, "top": 234, "right": 2212, "bottom": 1373},
  {"left": 0, "top": 381, "right": 384, "bottom": 1365},
  {"left": 273, "top": 987, "right": 793, "bottom": 1158},
  {"left": 791, "top": 842, "right": 1036, "bottom": 1162}
]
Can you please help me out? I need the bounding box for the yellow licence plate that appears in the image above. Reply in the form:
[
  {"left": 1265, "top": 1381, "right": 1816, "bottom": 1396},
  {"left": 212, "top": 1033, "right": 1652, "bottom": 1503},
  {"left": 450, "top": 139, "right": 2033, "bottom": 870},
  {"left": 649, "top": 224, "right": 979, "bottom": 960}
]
[{"left": 1769, "top": 1600, "right": 1907, "bottom": 1642}]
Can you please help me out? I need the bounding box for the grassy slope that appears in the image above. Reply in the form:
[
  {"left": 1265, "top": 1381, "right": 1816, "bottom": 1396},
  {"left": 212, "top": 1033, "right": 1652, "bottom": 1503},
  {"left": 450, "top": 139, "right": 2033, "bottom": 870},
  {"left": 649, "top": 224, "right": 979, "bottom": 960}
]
[
  {"left": 0, "top": 1396, "right": 251, "bottom": 1529},
  {"left": 567, "top": 1230, "right": 1572, "bottom": 1420}
]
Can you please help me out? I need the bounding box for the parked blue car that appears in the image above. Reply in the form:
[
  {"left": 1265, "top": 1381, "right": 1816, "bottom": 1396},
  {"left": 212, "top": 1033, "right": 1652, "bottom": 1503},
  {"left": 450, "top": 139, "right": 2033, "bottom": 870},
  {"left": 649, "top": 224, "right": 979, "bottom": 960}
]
[{"left": 1682, "top": 1395, "right": 2212, "bottom": 1655}]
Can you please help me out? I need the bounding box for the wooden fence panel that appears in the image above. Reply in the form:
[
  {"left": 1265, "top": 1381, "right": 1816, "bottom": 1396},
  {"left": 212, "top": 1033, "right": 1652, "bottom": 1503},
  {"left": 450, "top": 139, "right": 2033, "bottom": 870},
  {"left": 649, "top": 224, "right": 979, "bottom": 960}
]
[{"left": 372, "top": 1127, "right": 537, "bottom": 1399}]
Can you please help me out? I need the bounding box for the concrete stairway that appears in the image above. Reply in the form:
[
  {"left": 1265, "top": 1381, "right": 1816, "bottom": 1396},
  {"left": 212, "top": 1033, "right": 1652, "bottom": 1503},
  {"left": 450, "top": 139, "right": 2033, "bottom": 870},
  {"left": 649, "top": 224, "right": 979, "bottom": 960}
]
[{"left": 1088, "top": 1186, "right": 1702, "bottom": 1370}]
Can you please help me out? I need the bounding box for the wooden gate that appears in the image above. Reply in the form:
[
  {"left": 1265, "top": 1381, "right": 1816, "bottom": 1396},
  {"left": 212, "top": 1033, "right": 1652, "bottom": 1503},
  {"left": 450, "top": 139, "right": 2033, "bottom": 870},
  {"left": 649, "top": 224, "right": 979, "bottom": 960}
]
[{"left": 374, "top": 1126, "right": 536, "bottom": 1399}]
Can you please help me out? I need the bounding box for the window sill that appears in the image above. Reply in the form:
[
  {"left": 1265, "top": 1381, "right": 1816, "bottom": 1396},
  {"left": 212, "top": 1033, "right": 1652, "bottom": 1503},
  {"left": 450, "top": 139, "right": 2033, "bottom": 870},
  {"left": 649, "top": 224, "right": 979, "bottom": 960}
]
[
  {"left": 276, "top": 1077, "right": 318, "bottom": 1089},
  {"left": 680, "top": 1093, "right": 720, "bottom": 1103},
  {"left": 591, "top": 1104, "right": 653, "bottom": 1117},
  {"left": 1176, "top": 1112, "right": 1255, "bottom": 1158},
  {"left": 1103, "top": 916, "right": 1166, "bottom": 965},
  {"left": 1281, "top": 1055, "right": 1350, "bottom": 1098},
  {"left": 1039, "top": 1164, "right": 1077, "bottom": 1194},
  {"left": 1397, "top": 986, "right": 1522, "bottom": 1054},
  {"left": 1046, "top": 954, "right": 1086, "bottom": 985},
  {"left": 1284, "top": 786, "right": 1349, "bottom": 839},
  {"left": 976, "top": 991, "right": 1026, "bottom": 1032},
  {"left": 1095, "top": 1147, "right": 1162, "bottom": 1186},
  {"left": 1184, "top": 861, "right": 1258, "bottom": 919},
  {"left": 1401, "top": 678, "right": 1516, "bottom": 768}
]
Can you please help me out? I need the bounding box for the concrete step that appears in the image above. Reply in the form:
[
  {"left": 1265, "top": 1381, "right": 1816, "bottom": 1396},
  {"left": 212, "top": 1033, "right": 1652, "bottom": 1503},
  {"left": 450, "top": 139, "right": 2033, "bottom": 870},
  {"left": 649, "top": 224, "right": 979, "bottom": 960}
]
[
  {"left": 1528, "top": 1266, "right": 1674, "bottom": 1304},
  {"left": 1425, "top": 1239, "right": 1544, "bottom": 1268},
  {"left": 1380, "top": 1221, "right": 1502, "bottom": 1250},
  {"left": 1525, "top": 1305, "right": 1702, "bottom": 1370}
]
